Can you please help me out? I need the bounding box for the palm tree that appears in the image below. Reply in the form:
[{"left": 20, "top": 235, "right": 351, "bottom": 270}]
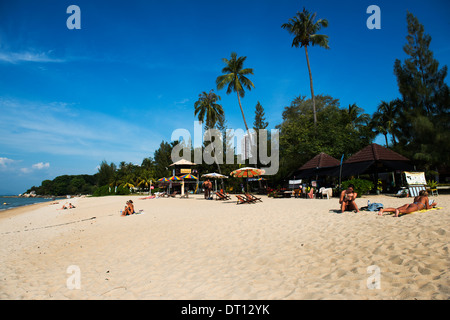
[
  {"left": 216, "top": 52, "right": 255, "bottom": 133},
  {"left": 345, "top": 103, "right": 370, "bottom": 129},
  {"left": 137, "top": 170, "right": 154, "bottom": 194},
  {"left": 194, "top": 90, "right": 223, "bottom": 161},
  {"left": 282, "top": 7, "right": 329, "bottom": 128},
  {"left": 374, "top": 100, "right": 399, "bottom": 147},
  {"left": 194, "top": 90, "right": 224, "bottom": 130},
  {"left": 194, "top": 90, "right": 225, "bottom": 185}
]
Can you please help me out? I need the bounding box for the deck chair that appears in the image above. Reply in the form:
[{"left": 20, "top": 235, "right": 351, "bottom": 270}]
[
  {"left": 169, "top": 191, "right": 178, "bottom": 198},
  {"left": 236, "top": 195, "right": 251, "bottom": 204},
  {"left": 408, "top": 185, "right": 426, "bottom": 197},
  {"left": 245, "top": 193, "right": 262, "bottom": 202},
  {"left": 216, "top": 191, "right": 231, "bottom": 200}
]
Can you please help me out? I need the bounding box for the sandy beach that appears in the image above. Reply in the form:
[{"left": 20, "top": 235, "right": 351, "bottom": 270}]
[{"left": 0, "top": 193, "right": 448, "bottom": 300}]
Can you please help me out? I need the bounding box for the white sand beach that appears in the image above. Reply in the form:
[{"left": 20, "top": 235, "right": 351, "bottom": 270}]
[{"left": 0, "top": 194, "right": 449, "bottom": 300}]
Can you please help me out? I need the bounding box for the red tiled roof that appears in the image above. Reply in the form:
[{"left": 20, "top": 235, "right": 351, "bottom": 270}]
[
  {"left": 299, "top": 153, "right": 341, "bottom": 170},
  {"left": 344, "top": 143, "right": 410, "bottom": 163}
]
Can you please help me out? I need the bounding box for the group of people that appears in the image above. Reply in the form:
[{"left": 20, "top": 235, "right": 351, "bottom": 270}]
[
  {"left": 121, "top": 200, "right": 135, "bottom": 216},
  {"left": 202, "top": 179, "right": 213, "bottom": 199},
  {"left": 339, "top": 184, "right": 437, "bottom": 217},
  {"left": 59, "top": 202, "right": 76, "bottom": 210}
]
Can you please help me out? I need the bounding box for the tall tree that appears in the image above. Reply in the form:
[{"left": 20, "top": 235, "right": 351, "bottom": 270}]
[
  {"left": 194, "top": 90, "right": 225, "bottom": 181},
  {"left": 253, "top": 101, "right": 269, "bottom": 169},
  {"left": 282, "top": 7, "right": 329, "bottom": 128},
  {"left": 253, "top": 101, "right": 269, "bottom": 131},
  {"left": 153, "top": 141, "right": 174, "bottom": 178},
  {"left": 393, "top": 11, "right": 450, "bottom": 170},
  {"left": 216, "top": 52, "right": 255, "bottom": 133},
  {"left": 276, "top": 94, "right": 373, "bottom": 181},
  {"left": 97, "top": 160, "right": 117, "bottom": 186},
  {"left": 372, "top": 100, "right": 399, "bottom": 147}
]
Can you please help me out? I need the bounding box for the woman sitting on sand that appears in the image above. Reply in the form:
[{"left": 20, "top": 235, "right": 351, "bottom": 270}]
[
  {"left": 122, "top": 200, "right": 135, "bottom": 216},
  {"left": 378, "top": 190, "right": 437, "bottom": 217},
  {"left": 339, "top": 184, "right": 359, "bottom": 213}
]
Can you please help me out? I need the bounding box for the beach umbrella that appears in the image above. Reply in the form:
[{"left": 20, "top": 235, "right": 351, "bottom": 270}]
[
  {"left": 169, "top": 175, "right": 181, "bottom": 181},
  {"left": 180, "top": 174, "right": 198, "bottom": 180},
  {"left": 202, "top": 172, "right": 228, "bottom": 192},
  {"left": 157, "top": 177, "right": 169, "bottom": 182},
  {"left": 179, "top": 174, "right": 198, "bottom": 196},
  {"left": 230, "top": 167, "right": 265, "bottom": 178},
  {"left": 230, "top": 167, "right": 265, "bottom": 192},
  {"left": 201, "top": 172, "right": 229, "bottom": 179}
]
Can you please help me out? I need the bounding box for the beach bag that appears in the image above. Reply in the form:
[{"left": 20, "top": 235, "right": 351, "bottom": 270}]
[{"left": 368, "top": 203, "right": 384, "bottom": 211}]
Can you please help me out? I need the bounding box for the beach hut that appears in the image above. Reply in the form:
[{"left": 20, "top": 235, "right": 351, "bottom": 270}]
[
  {"left": 339, "top": 143, "right": 414, "bottom": 177},
  {"left": 294, "top": 152, "right": 341, "bottom": 178},
  {"left": 322, "top": 143, "right": 415, "bottom": 191},
  {"left": 169, "top": 159, "right": 197, "bottom": 196}
]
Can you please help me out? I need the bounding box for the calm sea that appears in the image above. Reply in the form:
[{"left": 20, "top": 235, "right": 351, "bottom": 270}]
[{"left": 0, "top": 196, "right": 58, "bottom": 212}]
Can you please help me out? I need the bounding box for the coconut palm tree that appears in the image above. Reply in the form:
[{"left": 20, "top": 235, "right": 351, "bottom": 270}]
[
  {"left": 194, "top": 90, "right": 226, "bottom": 189},
  {"left": 137, "top": 170, "right": 154, "bottom": 194},
  {"left": 374, "top": 100, "right": 400, "bottom": 147},
  {"left": 345, "top": 103, "right": 371, "bottom": 130},
  {"left": 282, "top": 7, "right": 329, "bottom": 128},
  {"left": 216, "top": 52, "right": 254, "bottom": 133},
  {"left": 194, "top": 90, "right": 224, "bottom": 130}
]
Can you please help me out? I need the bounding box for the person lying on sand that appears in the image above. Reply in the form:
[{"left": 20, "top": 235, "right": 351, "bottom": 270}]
[
  {"left": 339, "top": 184, "right": 359, "bottom": 213},
  {"left": 378, "top": 190, "right": 437, "bottom": 217},
  {"left": 60, "top": 203, "right": 75, "bottom": 210}
]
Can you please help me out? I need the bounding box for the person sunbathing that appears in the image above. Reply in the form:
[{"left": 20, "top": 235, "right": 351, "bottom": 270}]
[
  {"left": 61, "top": 203, "right": 76, "bottom": 210},
  {"left": 339, "top": 184, "right": 359, "bottom": 213},
  {"left": 378, "top": 190, "right": 437, "bottom": 217}
]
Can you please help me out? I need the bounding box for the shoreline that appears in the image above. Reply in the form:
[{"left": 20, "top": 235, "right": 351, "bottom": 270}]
[
  {"left": 0, "top": 201, "right": 54, "bottom": 222},
  {"left": 0, "top": 194, "right": 448, "bottom": 300}
]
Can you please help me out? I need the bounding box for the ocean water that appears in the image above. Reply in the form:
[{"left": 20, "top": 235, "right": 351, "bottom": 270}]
[{"left": 0, "top": 196, "right": 57, "bottom": 212}]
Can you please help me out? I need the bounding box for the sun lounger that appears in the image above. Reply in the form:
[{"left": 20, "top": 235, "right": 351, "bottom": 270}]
[
  {"left": 245, "top": 193, "right": 262, "bottom": 202},
  {"left": 236, "top": 195, "right": 252, "bottom": 204},
  {"left": 408, "top": 185, "right": 426, "bottom": 197},
  {"left": 216, "top": 191, "right": 231, "bottom": 200},
  {"left": 169, "top": 191, "right": 178, "bottom": 198}
]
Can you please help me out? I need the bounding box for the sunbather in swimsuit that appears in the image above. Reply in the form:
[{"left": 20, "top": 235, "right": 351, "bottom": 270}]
[{"left": 378, "top": 190, "right": 436, "bottom": 217}]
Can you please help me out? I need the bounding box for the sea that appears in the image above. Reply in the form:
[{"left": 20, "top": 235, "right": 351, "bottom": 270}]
[{"left": 0, "top": 196, "right": 58, "bottom": 212}]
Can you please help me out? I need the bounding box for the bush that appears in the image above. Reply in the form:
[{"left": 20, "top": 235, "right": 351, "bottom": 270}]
[
  {"left": 341, "top": 179, "right": 374, "bottom": 197},
  {"left": 92, "top": 185, "right": 130, "bottom": 197}
]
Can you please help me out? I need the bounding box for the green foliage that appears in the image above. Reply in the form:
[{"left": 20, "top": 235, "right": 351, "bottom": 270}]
[
  {"left": 427, "top": 180, "right": 438, "bottom": 189},
  {"left": 275, "top": 94, "right": 374, "bottom": 182},
  {"left": 216, "top": 52, "right": 254, "bottom": 132},
  {"left": 393, "top": 12, "right": 450, "bottom": 170},
  {"left": 92, "top": 185, "right": 130, "bottom": 197},
  {"left": 26, "top": 174, "right": 96, "bottom": 196},
  {"left": 341, "top": 179, "right": 374, "bottom": 197}
]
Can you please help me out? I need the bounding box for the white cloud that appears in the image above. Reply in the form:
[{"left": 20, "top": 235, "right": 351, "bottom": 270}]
[
  {"left": 32, "top": 162, "right": 50, "bottom": 170},
  {"left": 0, "top": 157, "right": 15, "bottom": 167},
  {"left": 20, "top": 167, "right": 32, "bottom": 174},
  {"left": 0, "top": 97, "right": 163, "bottom": 163},
  {"left": 175, "top": 98, "right": 190, "bottom": 105},
  {"left": 0, "top": 50, "right": 64, "bottom": 64}
]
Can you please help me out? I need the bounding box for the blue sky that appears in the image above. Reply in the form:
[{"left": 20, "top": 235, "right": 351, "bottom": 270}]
[{"left": 0, "top": 0, "right": 449, "bottom": 195}]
